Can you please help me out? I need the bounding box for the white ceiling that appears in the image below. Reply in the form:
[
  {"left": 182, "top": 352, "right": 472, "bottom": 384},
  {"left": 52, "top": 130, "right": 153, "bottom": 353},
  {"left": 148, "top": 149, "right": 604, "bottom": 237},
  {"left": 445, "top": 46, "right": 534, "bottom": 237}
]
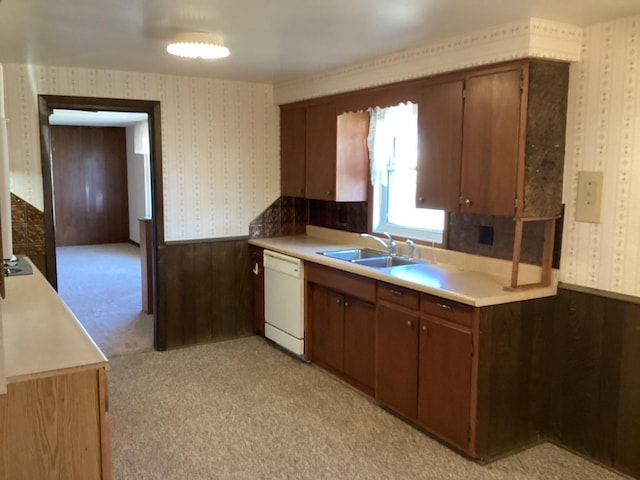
[{"left": 1, "top": 0, "right": 640, "bottom": 84}]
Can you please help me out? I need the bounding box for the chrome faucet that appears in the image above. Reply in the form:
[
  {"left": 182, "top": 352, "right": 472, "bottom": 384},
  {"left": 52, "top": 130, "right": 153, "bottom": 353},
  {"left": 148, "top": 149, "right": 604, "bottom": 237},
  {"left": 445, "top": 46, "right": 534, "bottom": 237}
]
[
  {"left": 406, "top": 239, "right": 415, "bottom": 259},
  {"left": 360, "top": 232, "right": 396, "bottom": 256}
]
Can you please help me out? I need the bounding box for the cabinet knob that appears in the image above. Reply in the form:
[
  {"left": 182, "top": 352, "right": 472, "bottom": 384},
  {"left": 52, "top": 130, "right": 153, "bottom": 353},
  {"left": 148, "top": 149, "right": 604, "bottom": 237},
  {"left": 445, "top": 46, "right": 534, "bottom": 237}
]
[
  {"left": 464, "top": 199, "right": 472, "bottom": 207},
  {"left": 407, "top": 320, "right": 413, "bottom": 327},
  {"left": 437, "top": 303, "right": 452, "bottom": 311},
  {"left": 326, "top": 190, "right": 333, "bottom": 196},
  {"left": 418, "top": 196, "right": 424, "bottom": 202},
  {"left": 422, "top": 324, "right": 429, "bottom": 333},
  {"left": 344, "top": 301, "right": 350, "bottom": 308},
  {"left": 336, "top": 298, "right": 341, "bottom": 305}
]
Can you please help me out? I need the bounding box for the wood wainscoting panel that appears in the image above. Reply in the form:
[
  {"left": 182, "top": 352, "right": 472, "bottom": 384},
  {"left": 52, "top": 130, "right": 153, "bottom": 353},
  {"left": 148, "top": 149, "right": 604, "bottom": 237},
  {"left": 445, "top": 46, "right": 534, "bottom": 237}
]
[
  {"left": 615, "top": 301, "right": 640, "bottom": 477},
  {"left": 156, "top": 238, "right": 253, "bottom": 350},
  {"left": 475, "top": 297, "right": 554, "bottom": 459},
  {"left": 549, "top": 289, "right": 625, "bottom": 466}
]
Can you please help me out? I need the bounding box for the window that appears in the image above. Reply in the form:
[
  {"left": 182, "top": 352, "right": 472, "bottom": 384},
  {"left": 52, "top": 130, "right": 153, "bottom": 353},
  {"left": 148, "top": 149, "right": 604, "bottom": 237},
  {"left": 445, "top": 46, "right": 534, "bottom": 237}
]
[{"left": 368, "top": 103, "right": 445, "bottom": 244}]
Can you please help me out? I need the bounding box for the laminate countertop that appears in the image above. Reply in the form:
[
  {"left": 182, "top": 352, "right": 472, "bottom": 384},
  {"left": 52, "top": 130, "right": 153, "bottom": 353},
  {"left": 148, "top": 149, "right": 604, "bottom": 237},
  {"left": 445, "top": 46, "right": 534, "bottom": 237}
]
[
  {"left": 0, "top": 258, "right": 108, "bottom": 393},
  {"left": 249, "top": 226, "right": 557, "bottom": 308}
]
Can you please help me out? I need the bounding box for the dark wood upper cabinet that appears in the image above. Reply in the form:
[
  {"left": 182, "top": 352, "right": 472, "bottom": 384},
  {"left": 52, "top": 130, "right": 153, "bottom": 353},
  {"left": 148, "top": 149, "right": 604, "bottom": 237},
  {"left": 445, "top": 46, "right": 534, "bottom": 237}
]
[
  {"left": 416, "top": 79, "right": 464, "bottom": 212},
  {"left": 305, "top": 102, "right": 338, "bottom": 201},
  {"left": 460, "top": 66, "right": 523, "bottom": 217},
  {"left": 305, "top": 102, "right": 369, "bottom": 202},
  {"left": 280, "top": 107, "right": 306, "bottom": 197},
  {"left": 416, "top": 60, "right": 569, "bottom": 218},
  {"left": 280, "top": 102, "right": 369, "bottom": 202}
]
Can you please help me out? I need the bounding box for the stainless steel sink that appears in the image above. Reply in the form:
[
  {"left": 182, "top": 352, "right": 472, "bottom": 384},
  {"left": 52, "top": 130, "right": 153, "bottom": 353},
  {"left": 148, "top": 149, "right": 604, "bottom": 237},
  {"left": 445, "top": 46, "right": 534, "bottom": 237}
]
[
  {"left": 319, "top": 248, "right": 422, "bottom": 269},
  {"left": 319, "top": 248, "right": 387, "bottom": 261},
  {"left": 352, "top": 255, "right": 420, "bottom": 268}
]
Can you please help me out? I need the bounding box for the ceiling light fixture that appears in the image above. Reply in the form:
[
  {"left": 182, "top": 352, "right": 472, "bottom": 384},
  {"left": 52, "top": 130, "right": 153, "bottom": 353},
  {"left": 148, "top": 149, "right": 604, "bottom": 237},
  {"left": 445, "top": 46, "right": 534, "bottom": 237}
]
[{"left": 166, "top": 33, "right": 230, "bottom": 60}]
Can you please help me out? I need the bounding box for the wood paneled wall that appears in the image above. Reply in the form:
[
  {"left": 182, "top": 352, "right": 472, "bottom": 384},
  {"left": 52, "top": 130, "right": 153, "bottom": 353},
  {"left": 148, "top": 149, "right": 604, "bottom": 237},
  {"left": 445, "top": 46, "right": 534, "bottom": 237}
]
[
  {"left": 549, "top": 287, "right": 640, "bottom": 478},
  {"left": 156, "top": 238, "right": 253, "bottom": 350},
  {"left": 476, "top": 297, "right": 554, "bottom": 459},
  {"left": 477, "top": 286, "right": 640, "bottom": 477},
  {"left": 51, "top": 125, "right": 129, "bottom": 246}
]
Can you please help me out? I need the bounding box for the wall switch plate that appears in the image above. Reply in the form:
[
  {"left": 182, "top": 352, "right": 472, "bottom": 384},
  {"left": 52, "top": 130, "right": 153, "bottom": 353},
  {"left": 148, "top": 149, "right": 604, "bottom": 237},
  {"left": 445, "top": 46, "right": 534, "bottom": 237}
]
[{"left": 575, "top": 171, "right": 603, "bottom": 223}]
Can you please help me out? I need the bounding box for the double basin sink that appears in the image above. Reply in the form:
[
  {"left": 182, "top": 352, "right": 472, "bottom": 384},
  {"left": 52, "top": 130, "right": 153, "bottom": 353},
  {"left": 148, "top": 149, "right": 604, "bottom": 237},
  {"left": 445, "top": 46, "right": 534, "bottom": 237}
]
[{"left": 319, "top": 248, "right": 423, "bottom": 269}]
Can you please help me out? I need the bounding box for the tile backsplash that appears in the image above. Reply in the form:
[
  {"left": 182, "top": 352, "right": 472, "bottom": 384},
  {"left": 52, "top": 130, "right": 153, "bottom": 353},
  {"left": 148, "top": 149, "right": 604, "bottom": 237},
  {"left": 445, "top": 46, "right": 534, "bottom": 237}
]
[
  {"left": 11, "top": 193, "right": 47, "bottom": 275},
  {"left": 250, "top": 197, "right": 557, "bottom": 267}
]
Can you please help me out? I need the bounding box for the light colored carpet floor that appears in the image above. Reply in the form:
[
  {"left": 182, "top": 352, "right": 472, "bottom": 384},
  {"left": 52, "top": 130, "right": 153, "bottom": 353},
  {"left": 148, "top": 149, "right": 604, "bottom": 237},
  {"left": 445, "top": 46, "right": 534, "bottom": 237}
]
[
  {"left": 56, "top": 243, "right": 154, "bottom": 358},
  {"left": 109, "top": 336, "right": 623, "bottom": 480}
]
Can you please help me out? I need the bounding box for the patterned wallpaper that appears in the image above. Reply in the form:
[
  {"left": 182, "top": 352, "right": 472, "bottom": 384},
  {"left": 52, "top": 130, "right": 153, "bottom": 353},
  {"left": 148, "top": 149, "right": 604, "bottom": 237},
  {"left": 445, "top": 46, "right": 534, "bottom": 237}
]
[
  {"left": 561, "top": 15, "right": 640, "bottom": 297},
  {"left": 1, "top": 64, "right": 280, "bottom": 241},
  {"left": 274, "top": 18, "right": 583, "bottom": 105}
]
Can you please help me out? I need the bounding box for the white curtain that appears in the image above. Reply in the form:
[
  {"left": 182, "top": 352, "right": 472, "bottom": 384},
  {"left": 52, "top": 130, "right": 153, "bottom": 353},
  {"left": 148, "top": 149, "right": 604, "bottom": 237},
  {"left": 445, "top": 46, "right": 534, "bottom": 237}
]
[{"left": 367, "top": 102, "right": 418, "bottom": 187}]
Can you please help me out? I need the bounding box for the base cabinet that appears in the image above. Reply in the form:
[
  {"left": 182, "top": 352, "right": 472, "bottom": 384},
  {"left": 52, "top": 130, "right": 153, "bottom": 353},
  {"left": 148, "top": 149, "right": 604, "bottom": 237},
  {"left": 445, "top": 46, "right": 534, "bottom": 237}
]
[
  {"left": 418, "top": 316, "right": 473, "bottom": 451},
  {"left": 375, "top": 301, "right": 419, "bottom": 420},
  {"left": 307, "top": 263, "right": 376, "bottom": 394},
  {"left": 310, "top": 285, "right": 345, "bottom": 372},
  {"left": 0, "top": 367, "right": 111, "bottom": 480}
]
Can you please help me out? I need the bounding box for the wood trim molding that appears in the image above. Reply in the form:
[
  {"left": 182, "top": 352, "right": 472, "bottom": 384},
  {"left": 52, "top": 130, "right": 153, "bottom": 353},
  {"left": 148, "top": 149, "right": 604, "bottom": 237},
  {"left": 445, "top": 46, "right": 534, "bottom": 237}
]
[{"left": 37, "top": 95, "right": 164, "bottom": 348}]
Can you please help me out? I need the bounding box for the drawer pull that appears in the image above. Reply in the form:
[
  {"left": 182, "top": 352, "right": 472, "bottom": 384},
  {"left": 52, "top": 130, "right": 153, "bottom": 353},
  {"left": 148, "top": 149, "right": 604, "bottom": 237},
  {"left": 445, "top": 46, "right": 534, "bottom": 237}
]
[
  {"left": 437, "top": 303, "right": 452, "bottom": 311},
  {"left": 391, "top": 290, "right": 402, "bottom": 296}
]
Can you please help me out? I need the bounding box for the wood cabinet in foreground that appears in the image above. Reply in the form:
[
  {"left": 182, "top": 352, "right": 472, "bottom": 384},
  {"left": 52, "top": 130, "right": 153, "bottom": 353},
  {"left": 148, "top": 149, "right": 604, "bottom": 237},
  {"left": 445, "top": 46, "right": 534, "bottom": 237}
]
[{"left": 0, "top": 367, "right": 112, "bottom": 480}]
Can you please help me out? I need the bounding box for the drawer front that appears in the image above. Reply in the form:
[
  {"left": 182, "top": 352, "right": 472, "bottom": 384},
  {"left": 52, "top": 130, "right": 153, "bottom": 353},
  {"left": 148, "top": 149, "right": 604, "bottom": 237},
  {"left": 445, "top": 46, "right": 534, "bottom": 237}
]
[
  {"left": 378, "top": 282, "right": 420, "bottom": 310},
  {"left": 305, "top": 262, "right": 376, "bottom": 303},
  {"left": 421, "top": 293, "right": 473, "bottom": 327}
]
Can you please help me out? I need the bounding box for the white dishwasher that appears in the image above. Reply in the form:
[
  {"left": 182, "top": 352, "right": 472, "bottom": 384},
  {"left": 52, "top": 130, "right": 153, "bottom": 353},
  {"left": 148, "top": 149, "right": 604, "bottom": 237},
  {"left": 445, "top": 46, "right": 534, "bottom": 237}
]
[{"left": 263, "top": 250, "right": 304, "bottom": 355}]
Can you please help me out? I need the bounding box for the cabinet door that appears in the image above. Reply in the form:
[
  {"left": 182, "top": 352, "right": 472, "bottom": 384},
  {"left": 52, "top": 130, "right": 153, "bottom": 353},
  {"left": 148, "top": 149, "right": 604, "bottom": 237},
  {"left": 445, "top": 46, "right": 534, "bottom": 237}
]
[
  {"left": 418, "top": 316, "right": 472, "bottom": 450},
  {"left": 310, "top": 285, "right": 344, "bottom": 371},
  {"left": 416, "top": 80, "right": 464, "bottom": 212},
  {"left": 460, "top": 67, "right": 523, "bottom": 216},
  {"left": 249, "top": 246, "right": 264, "bottom": 335},
  {"left": 280, "top": 107, "right": 306, "bottom": 197},
  {"left": 343, "top": 296, "right": 376, "bottom": 393},
  {"left": 376, "top": 302, "right": 419, "bottom": 420},
  {"left": 305, "top": 102, "right": 337, "bottom": 201}
]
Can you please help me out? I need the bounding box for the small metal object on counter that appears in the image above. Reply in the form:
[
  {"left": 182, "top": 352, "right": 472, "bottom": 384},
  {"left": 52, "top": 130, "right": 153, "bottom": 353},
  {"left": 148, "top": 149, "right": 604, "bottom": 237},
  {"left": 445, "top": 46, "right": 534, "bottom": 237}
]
[{"left": 4, "top": 257, "right": 34, "bottom": 277}]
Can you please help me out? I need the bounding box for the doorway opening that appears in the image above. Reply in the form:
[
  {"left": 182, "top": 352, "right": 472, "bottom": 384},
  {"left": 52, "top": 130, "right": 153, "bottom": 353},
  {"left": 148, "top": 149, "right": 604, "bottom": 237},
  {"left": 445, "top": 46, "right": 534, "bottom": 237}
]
[{"left": 38, "top": 95, "right": 164, "bottom": 353}]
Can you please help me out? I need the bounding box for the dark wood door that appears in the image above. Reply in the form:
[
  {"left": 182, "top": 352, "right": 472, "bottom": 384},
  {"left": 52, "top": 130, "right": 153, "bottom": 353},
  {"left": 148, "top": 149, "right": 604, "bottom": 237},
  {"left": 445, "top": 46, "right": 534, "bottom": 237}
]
[
  {"left": 305, "top": 102, "right": 337, "bottom": 201},
  {"left": 376, "top": 302, "right": 419, "bottom": 420},
  {"left": 416, "top": 79, "right": 464, "bottom": 211},
  {"left": 310, "top": 284, "right": 344, "bottom": 371},
  {"left": 460, "top": 67, "right": 523, "bottom": 216},
  {"left": 280, "top": 107, "right": 306, "bottom": 198},
  {"left": 343, "top": 296, "right": 375, "bottom": 393},
  {"left": 418, "top": 316, "right": 472, "bottom": 449},
  {"left": 51, "top": 125, "right": 129, "bottom": 246},
  {"left": 249, "top": 245, "right": 264, "bottom": 335}
]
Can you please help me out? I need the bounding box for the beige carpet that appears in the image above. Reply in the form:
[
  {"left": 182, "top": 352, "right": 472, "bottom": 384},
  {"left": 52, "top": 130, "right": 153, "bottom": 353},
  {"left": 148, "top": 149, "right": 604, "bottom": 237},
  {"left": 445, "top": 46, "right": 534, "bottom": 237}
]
[
  {"left": 56, "top": 243, "right": 154, "bottom": 357},
  {"left": 109, "top": 336, "right": 622, "bottom": 480}
]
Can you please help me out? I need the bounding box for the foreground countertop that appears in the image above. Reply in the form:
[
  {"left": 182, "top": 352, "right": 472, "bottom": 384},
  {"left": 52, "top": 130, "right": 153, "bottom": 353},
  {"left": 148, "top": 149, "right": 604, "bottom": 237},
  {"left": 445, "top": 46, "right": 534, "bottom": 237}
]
[
  {"left": 1, "top": 258, "right": 109, "bottom": 386},
  {"left": 249, "top": 227, "right": 557, "bottom": 308}
]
